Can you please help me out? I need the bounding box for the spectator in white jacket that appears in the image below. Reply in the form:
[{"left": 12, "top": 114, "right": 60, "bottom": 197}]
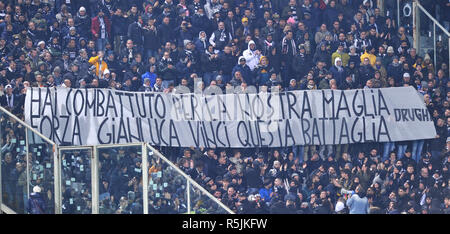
[{"left": 243, "top": 40, "right": 261, "bottom": 71}]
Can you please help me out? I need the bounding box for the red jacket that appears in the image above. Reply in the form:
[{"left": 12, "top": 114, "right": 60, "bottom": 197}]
[{"left": 91, "top": 16, "right": 111, "bottom": 40}]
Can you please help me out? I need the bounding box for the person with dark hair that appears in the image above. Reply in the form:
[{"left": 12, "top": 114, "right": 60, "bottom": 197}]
[
  {"left": 91, "top": 9, "right": 111, "bottom": 51},
  {"left": 346, "top": 185, "right": 369, "bottom": 214}
]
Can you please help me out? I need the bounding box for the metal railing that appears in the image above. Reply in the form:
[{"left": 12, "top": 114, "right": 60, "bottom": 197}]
[
  {"left": 1, "top": 104, "right": 233, "bottom": 214},
  {"left": 413, "top": 1, "right": 450, "bottom": 75},
  {"left": 147, "top": 144, "right": 234, "bottom": 214},
  {"left": 0, "top": 106, "right": 58, "bottom": 214},
  {"left": 391, "top": 0, "right": 449, "bottom": 74}
]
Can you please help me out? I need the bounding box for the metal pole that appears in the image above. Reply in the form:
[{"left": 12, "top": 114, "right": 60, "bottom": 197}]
[
  {"left": 187, "top": 180, "right": 191, "bottom": 214},
  {"left": 91, "top": 146, "right": 99, "bottom": 214},
  {"left": 0, "top": 115, "right": 2, "bottom": 214},
  {"left": 378, "top": 0, "right": 385, "bottom": 16},
  {"left": 416, "top": 2, "right": 450, "bottom": 37},
  {"left": 434, "top": 23, "right": 437, "bottom": 71},
  {"left": 413, "top": 0, "right": 420, "bottom": 51},
  {"left": 142, "top": 143, "right": 148, "bottom": 214},
  {"left": 25, "top": 130, "right": 30, "bottom": 201},
  {"left": 397, "top": 0, "right": 400, "bottom": 29},
  {"left": 53, "top": 144, "right": 61, "bottom": 214}
]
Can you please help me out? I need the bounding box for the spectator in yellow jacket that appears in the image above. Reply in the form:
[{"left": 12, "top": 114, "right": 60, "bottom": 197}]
[
  {"left": 88, "top": 51, "right": 109, "bottom": 79},
  {"left": 360, "top": 46, "right": 376, "bottom": 66},
  {"left": 331, "top": 45, "right": 350, "bottom": 67}
]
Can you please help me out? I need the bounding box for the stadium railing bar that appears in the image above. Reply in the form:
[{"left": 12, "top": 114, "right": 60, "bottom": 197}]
[
  {"left": 0, "top": 106, "right": 233, "bottom": 214},
  {"left": 412, "top": 1, "right": 450, "bottom": 75}
]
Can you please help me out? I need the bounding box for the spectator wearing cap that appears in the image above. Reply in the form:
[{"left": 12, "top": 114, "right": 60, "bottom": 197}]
[
  {"left": 74, "top": 6, "right": 91, "bottom": 39},
  {"left": 174, "top": 40, "right": 197, "bottom": 81},
  {"left": 384, "top": 45, "right": 396, "bottom": 63},
  {"left": 231, "top": 56, "right": 252, "bottom": 84},
  {"left": 346, "top": 45, "right": 359, "bottom": 66},
  {"left": 27, "top": 186, "right": 46, "bottom": 214},
  {"left": 236, "top": 17, "right": 252, "bottom": 41},
  {"left": 63, "top": 25, "right": 80, "bottom": 49},
  {"left": 0, "top": 84, "right": 18, "bottom": 110},
  {"left": 401, "top": 72, "right": 414, "bottom": 86}
]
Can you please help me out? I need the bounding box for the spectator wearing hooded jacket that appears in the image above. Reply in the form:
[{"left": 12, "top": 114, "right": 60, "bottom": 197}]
[
  {"left": 242, "top": 40, "right": 261, "bottom": 72},
  {"left": 329, "top": 57, "right": 346, "bottom": 86},
  {"left": 331, "top": 45, "right": 350, "bottom": 67},
  {"left": 194, "top": 31, "right": 209, "bottom": 54},
  {"left": 232, "top": 56, "right": 253, "bottom": 85}
]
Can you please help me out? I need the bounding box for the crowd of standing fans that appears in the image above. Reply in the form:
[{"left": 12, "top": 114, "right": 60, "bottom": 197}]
[{"left": 1, "top": 0, "right": 450, "bottom": 214}]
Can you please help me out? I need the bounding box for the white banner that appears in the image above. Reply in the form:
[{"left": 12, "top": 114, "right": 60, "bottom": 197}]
[{"left": 24, "top": 87, "right": 436, "bottom": 147}]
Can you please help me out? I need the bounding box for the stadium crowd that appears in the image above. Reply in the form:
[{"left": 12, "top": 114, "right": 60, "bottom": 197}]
[{"left": 1, "top": 0, "right": 450, "bottom": 214}]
